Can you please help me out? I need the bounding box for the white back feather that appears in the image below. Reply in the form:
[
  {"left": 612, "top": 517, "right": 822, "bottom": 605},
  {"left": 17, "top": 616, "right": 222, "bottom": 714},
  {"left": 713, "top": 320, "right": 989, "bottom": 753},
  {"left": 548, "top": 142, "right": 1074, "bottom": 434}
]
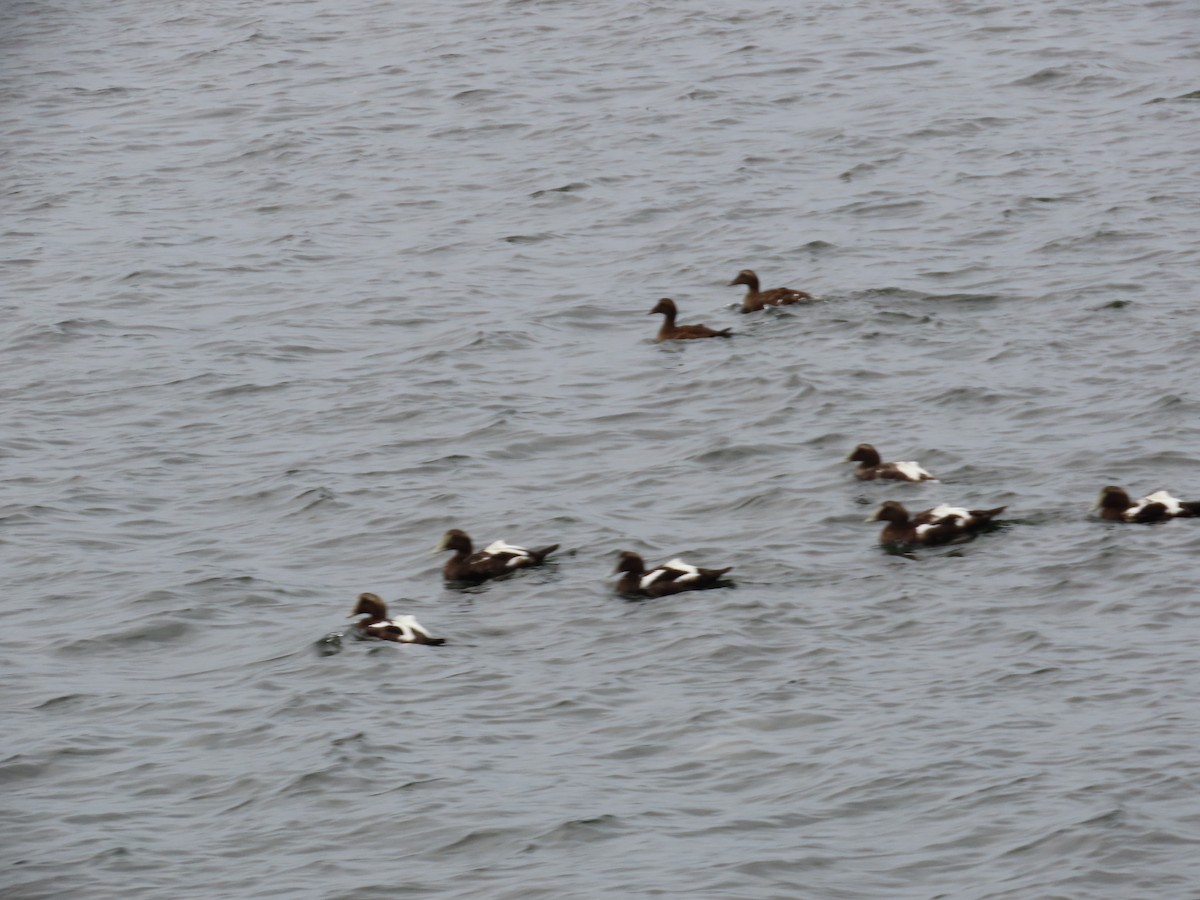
[
  {"left": 927, "top": 505, "right": 970, "bottom": 522},
  {"left": 370, "top": 614, "right": 433, "bottom": 642},
  {"left": 640, "top": 568, "right": 669, "bottom": 589},
  {"left": 1128, "top": 490, "right": 1183, "bottom": 517},
  {"left": 484, "top": 540, "right": 531, "bottom": 558},
  {"left": 641, "top": 559, "right": 702, "bottom": 587},
  {"left": 893, "top": 461, "right": 933, "bottom": 481},
  {"left": 663, "top": 559, "right": 700, "bottom": 576}
]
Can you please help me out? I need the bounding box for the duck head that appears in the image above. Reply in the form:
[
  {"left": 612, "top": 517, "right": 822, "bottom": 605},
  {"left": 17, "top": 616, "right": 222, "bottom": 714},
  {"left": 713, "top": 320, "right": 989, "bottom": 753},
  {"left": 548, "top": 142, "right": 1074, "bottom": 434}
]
[
  {"left": 613, "top": 551, "right": 647, "bottom": 575},
  {"left": 846, "top": 443, "right": 882, "bottom": 466},
  {"left": 350, "top": 592, "right": 387, "bottom": 619},
  {"left": 868, "top": 501, "right": 909, "bottom": 524},
  {"left": 436, "top": 529, "right": 473, "bottom": 554},
  {"left": 1093, "top": 486, "right": 1132, "bottom": 513},
  {"left": 728, "top": 269, "right": 759, "bottom": 290}
]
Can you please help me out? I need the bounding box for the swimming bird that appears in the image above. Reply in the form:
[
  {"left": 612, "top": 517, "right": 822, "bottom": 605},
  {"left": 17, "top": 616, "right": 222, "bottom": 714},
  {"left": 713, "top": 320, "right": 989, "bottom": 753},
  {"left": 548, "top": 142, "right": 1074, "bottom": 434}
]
[
  {"left": 729, "top": 269, "right": 813, "bottom": 312},
  {"left": 648, "top": 298, "right": 732, "bottom": 342},
  {"left": 846, "top": 443, "right": 937, "bottom": 482},
  {"left": 348, "top": 593, "right": 445, "bottom": 645},
  {"left": 1092, "top": 486, "right": 1200, "bottom": 523},
  {"left": 436, "top": 529, "right": 559, "bottom": 583},
  {"left": 613, "top": 551, "right": 732, "bottom": 598},
  {"left": 868, "top": 501, "right": 1005, "bottom": 546}
]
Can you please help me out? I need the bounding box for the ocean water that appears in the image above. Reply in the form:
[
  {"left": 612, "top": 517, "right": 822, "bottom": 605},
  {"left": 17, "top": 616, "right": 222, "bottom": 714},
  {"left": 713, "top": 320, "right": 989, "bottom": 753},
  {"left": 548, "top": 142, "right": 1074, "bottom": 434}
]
[{"left": 4, "top": 0, "right": 1200, "bottom": 897}]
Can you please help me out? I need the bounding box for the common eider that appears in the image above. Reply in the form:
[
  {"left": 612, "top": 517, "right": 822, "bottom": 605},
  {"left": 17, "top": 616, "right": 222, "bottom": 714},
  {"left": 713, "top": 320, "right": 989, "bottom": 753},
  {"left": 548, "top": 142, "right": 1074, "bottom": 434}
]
[
  {"left": 348, "top": 593, "right": 445, "bottom": 645},
  {"left": 729, "top": 269, "right": 813, "bottom": 312},
  {"left": 1093, "top": 486, "right": 1200, "bottom": 523},
  {"left": 436, "top": 529, "right": 559, "bottom": 583},
  {"left": 846, "top": 443, "right": 937, "bottom": 482},
  {"left": 867, "top": 501, "right": 1005, "bottom": 547},
  {"left": 648, "top": 298, "right": 732, "bottom": 342},
  {"left": 613, "top": 551, "right": 732, "bottom": 598}
]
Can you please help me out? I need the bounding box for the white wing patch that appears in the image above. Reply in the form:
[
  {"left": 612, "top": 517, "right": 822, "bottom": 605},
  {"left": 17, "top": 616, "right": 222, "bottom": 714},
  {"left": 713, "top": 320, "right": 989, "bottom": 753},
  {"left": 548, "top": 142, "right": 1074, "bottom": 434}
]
[
  {"left": 484, "top": 540, "right": 531, "bottom": 556},
  {"left": 484, "top": 540, "right": 532, "bottom": 567},
  {"left": 394, "top": 615, "right": 434, "bottom": 641},
  {"left": 642, "top": 559, "right": 700, "bottom": 588},
  {"left": 663, "top": 559, "right": 701, "bottom": 581},
  {"left": 893, "top": 461, "right": 933, "bottom": 481},
  {"left": 640, "top": 568, "right": 669, "bottom": 588},
  {"left": 1127, "top": 490, "right": 1183, "bottom": 519},
  {"left": 370, "top": 615, "right": 434, "bottom": 643},
  {"left": 927, "top": 505, "right": 970, "bottom": 522},
  {"left": 915, "top": 506, "right": 970, "bottom": 537}
]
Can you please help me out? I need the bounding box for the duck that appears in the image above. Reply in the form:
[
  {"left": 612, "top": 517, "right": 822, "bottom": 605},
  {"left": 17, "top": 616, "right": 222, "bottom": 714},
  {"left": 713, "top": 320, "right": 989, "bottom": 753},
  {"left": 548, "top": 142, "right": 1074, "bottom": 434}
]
[
  {"left": 868, "top": 500, "right": 1005, "bottom": 546},
  {"left": 1092, "top": 486, "right": 1200, "bottom": 523},
  {"left": 648, "top": 298, "right": 732, "bottom": 342},
  {"left": 348, "top": 593, "right": 445, "bottom": 645},
  {"left": 613, "top": 551, "right": 732, "bottom": 598},
  {"left": 729, "top": 269, "right": 813, "bottom": 313},
  {"left": 846, "top": 443, "right": 937, "bottom": 482},
  {"left": 436, "top": 528, "right": 559, "bottom": 583}
]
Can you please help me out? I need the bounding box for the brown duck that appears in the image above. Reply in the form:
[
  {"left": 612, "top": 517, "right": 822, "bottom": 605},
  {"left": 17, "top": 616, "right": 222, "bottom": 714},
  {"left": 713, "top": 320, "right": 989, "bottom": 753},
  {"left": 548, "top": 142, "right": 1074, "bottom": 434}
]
[
  {"left": 868, "top": 501, "right": 1005, "bottom": 547},
  {"left": 649, "top": 298, "right": 732, "bottom": 342},
  {"left": 729, "top": 269, "right": 813, "bottom": 312},
  {"left": 846, "top": 443, "right": 937, "bottom": 482},
  {"left": 613, "top": 551, "right": 732, "bottom": 598},
  {"left": 436, "top": 529, "right": 559, "bottom": 583},
  {"left": 1093, "top": 486, "right": 1200, "bottom": 523},
  {"left": 348, "top": 593, "right": 445, "bottom": 645}
]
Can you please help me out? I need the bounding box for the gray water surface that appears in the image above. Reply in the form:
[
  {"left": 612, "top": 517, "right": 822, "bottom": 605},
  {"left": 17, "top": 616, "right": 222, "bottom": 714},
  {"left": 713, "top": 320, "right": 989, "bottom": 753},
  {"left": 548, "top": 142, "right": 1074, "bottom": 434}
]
[{"left": 5, "top": 0, "right": 1200, "bottom": 897}]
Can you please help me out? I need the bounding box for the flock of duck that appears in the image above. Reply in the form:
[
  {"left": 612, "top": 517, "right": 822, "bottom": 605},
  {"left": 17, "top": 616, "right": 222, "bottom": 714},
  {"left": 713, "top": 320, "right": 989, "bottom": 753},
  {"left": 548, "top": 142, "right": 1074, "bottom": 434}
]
[{"left": 346, "top": 269, "right": 1200, "bottom": 647}]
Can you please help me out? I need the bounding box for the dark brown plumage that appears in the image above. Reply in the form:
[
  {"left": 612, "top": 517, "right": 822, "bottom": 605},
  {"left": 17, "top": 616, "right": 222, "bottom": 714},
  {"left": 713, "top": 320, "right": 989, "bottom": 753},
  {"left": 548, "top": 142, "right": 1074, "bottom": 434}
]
[
  {"left": 648, "top": 298, "right": 732, "bottom": 342},
  {"left": 348, "top": 593, "right": 445, "bottom": 645},
  {"left": 729, "top": 269, "right": 813, "bottom": 313},
  {"left": 436, "top": 529, "right": 558, "bottom": 583},
  {"left": 846, "top": 443, "right": 937, "bottom": 482},
  {"left": 1093, "top": 486, "right": 1200, "bottom": 523},
  {"left": 868, "top": 501, "right": 1005, "bottom": 547},
  {"left": 613, "top": 551, "right": 732, "bottom": 598}
]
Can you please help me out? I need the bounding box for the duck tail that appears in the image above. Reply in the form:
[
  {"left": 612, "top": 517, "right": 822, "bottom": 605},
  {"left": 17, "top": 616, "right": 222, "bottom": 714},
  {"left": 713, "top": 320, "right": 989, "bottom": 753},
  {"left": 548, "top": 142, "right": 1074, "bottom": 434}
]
[
  {"left": 973, "top": 506, "right": 1007, "bottom": 523},
  {"left": 532, "top": 544, "right": 559, "bottom": 563}
]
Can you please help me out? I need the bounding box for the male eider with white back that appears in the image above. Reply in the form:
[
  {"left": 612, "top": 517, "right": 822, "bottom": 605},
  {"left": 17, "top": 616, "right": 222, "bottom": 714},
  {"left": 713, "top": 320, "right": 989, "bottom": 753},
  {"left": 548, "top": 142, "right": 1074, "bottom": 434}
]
[
  {"left": 613, "top": 551, "right": 732, "bottom": 598},
  {"left": 1093, "top": 486, "right": 1200, "bottom": 523},
  {"left": 846, "top": 443, "right": 937, "bottom": 482},
  {"left": 348, "top": 593, "right": 445, "bottom": 645},
  {"left": 436, "top": 529, "right": 559, "bottom": 583},
  {"left": 868, "top": 501, "right": 1005, "bottom": 547}
]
